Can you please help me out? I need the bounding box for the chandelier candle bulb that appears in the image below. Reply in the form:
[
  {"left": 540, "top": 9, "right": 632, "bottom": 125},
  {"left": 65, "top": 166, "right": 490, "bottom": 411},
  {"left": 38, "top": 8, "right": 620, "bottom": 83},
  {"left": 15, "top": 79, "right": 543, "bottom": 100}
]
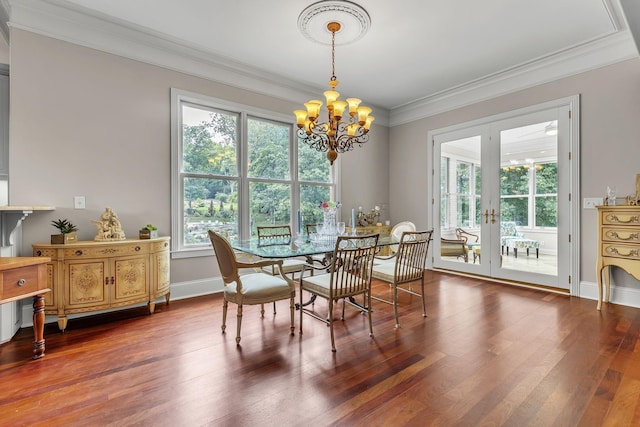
[{"left": 346, "top": 98, "right": 361, "bottom": 114}]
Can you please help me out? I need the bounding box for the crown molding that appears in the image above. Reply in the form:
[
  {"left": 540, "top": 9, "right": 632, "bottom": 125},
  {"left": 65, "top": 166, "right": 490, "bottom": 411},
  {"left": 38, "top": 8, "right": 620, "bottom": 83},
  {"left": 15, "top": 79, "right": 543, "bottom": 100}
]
[{"left": 389, "top": 29, "right": 638, "bottom": 126}]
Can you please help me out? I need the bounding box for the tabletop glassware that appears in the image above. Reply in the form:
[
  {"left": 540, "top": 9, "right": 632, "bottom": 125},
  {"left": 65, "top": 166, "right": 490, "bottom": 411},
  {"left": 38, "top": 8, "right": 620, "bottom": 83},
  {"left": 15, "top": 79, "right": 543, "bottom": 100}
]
[{"left": 337, "top": 221, "right": 346, "bottom": 235}]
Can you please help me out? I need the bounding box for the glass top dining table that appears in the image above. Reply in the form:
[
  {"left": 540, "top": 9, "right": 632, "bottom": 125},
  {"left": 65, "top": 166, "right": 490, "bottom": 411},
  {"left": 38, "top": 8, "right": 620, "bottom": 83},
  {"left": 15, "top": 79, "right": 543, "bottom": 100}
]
[{"left": 230, "top": 234, "right": 395, "bottom": 259}]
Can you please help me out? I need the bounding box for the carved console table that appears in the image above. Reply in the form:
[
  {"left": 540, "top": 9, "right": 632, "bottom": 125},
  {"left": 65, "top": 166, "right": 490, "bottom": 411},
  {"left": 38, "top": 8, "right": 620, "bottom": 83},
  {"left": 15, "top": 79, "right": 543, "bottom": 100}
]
[
  {"left": 32, "top": 237, "right": 170, "bottom": 330},
  {"left": 596, "top": 205, "right": 640, "bottom": 310}
]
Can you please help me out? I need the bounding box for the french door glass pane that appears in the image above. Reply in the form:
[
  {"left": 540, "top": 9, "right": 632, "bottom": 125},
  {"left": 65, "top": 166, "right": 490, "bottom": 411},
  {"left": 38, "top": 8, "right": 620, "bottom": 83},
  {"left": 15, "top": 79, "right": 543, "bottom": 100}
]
[
  {"left": 440, "top": 136, "right": 481, "bottom": 264},
  {"left": 499, "top": 121, "right": 558, "bottom": 276}
]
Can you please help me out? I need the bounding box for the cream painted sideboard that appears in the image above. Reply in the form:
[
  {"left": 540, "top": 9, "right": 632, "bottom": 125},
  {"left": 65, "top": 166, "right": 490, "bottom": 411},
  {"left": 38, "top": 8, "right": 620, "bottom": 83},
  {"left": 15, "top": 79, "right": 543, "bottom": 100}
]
[
  {"left": 32, "top": 237, "right": 170, "bottom": 330},
  {"left": 596, "top": 205, "right": 640, "bottom": 310}
]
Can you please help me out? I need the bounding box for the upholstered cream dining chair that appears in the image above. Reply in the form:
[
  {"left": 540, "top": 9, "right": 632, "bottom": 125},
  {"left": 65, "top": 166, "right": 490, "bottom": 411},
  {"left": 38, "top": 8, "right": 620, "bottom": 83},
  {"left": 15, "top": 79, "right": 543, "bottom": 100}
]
[
  {"left": 371, "top": 230, "right": 432, "bottom": 328},
  {"left": 387, "top": 221, "right": 416, "bottom": 257},
  {"left": 208, "top": 230, "right": 296, "bottom": 345},
  {"left": 298, "top": 234, "right": 379, "bottom": 352}
]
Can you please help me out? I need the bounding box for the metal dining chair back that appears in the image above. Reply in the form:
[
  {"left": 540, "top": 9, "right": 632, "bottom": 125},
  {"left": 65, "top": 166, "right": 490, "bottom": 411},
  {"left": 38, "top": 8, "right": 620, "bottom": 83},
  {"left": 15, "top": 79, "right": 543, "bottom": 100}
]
[
  {"left": 257, "top": 225, "right": 294, "bottom": 245},
  {"left": 372, "top": 229, "right": 433, "bottom": 328},
  {"left": 255, "top": 225, "right": 307, "bottom": 314},
  {"left": 299, "top": 233, "right": 379, "bottom": 352}
]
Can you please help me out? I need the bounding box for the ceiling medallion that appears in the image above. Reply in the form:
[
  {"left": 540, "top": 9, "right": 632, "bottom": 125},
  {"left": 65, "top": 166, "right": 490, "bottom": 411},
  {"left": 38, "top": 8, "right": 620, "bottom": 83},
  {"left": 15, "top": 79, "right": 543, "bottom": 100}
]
[{"left": 298, "top": 0, "right": 371, "bottom": 46}]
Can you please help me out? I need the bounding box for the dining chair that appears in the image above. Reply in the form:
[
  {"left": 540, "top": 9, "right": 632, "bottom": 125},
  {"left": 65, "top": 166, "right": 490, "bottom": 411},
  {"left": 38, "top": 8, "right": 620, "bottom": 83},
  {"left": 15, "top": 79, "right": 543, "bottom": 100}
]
[
  {"left": 455, "top": 227, "right": 480, "bottom": 263},
  {"left": 371, "top": 230, "right": 433, "bottom": 328},
  {"left": 298, "top": 234, "right": 379, "bottom": 352},
  {"left": 304, "top": 223, "right": 329, "bottom": 265},
  {"left": 386, "top": 221, "right": 416, "bottom": 258},
  {"left": 440, "top": 238, "right": 468, "bottom": 262},
  {"left": 208, "top": 230, "right": 296, "bottom": 345},
  {"left": 257, "top": 225, "right": 307, "bottom": 313}
]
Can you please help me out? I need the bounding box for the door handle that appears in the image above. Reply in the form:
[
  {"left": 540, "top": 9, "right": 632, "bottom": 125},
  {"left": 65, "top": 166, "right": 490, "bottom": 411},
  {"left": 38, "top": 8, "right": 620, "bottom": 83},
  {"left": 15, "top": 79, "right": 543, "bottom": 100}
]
[
  {"left": 491, "top": 208, "right": 498, "bottom": 224},
  {"left": 483, "top": 209, "right": 489, "bottom": 224}
]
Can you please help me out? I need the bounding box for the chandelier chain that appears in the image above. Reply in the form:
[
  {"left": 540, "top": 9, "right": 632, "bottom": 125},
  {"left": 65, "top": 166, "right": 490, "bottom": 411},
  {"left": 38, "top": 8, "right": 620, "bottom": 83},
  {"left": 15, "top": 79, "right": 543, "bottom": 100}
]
[{"left": 331, "top": 29, "right": 336, "bottom": 82}]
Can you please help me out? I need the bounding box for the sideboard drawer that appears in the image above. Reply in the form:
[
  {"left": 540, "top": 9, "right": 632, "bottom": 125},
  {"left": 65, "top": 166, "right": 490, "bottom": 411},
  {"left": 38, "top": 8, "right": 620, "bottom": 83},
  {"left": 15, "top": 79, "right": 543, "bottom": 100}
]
[
  {"left": 602, "top": 243, "right": 640, "bottom": 260},
  {"left": 602, "top": 211, "right": 640, "bottom": 226},
  {"left": 602, "top": 227, "right": 640, "bottom": 243}
]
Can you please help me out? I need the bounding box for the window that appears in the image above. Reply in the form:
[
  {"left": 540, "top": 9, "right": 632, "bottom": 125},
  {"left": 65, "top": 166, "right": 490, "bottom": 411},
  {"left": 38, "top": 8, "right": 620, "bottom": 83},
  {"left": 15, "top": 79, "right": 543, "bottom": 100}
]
[
  {"left": 442, "top": 155, "right": 556, "bottom": 230},
  {"left": 500, "top": 161, "right": 557, "bottom": 227},
  {"left": 171, "top": 89, "right": 336, "bottom": 257},
  {"left": 441, "top": 156, "right": 481, "bottom": 229},
  {"left": 500, "top": 164, "right": 530, "bottom": 226},
  {"left": 534, "top": 162, "right": 558, "bottom": 227}
]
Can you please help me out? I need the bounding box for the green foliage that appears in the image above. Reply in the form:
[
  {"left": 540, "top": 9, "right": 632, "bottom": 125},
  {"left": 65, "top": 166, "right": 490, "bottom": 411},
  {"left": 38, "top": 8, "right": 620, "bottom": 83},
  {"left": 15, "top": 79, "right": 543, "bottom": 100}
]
[
  {"left": 181, "top": 106, "right": 332, "bottom": 244},
  {"left": 51, "top": 219, "right": 78, "bottom": 234},
  {"left": 501, "top": 166, "right": 529, "bottom": 195}
]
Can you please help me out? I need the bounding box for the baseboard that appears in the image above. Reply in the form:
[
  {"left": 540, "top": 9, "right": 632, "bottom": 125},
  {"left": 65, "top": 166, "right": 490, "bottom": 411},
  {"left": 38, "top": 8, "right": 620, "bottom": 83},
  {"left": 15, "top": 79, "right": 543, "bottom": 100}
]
[
  {"left": 579, "top": 280, "right": 640, "bottom": 309},
  {"left": 20, "top": 278, "right": 225, "bottom": 328}
]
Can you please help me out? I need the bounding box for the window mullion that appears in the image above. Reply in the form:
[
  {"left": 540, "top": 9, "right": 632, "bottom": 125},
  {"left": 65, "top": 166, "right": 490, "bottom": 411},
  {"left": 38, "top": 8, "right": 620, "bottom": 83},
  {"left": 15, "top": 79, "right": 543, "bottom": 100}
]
[{"left": 235, "top": 112, "right": 246, "bottom": 239}]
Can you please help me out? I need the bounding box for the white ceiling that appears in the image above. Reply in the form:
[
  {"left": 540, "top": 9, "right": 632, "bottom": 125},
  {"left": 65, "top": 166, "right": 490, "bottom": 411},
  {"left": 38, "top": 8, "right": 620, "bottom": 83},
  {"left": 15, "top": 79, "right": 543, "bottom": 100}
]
[{"left": 1, "top": 0, "right": 639, "bottom": 126}]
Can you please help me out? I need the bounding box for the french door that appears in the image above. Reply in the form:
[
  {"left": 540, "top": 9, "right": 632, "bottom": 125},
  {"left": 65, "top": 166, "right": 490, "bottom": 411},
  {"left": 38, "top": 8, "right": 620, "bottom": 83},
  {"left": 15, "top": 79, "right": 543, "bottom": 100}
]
[{"left": 430, "top": 99, "right": 577, "bottom": 290}]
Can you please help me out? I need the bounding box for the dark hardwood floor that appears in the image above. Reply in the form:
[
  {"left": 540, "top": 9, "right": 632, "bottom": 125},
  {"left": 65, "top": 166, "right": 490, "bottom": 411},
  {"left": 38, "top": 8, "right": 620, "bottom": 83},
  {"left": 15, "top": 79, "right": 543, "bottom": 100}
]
[{"left": 1, "top": 270, "right": 640, "bottom": 426}]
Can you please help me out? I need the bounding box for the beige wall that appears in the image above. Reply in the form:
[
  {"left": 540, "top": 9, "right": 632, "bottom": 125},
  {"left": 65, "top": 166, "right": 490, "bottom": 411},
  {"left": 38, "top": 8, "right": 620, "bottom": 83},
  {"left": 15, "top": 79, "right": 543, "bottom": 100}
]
[
  {"left": 8, "top": 29, "right": 389, "bottom": 286},
  {"left": 390, "top": 57, "right": 640, "bottom": 285},
  {"left": 0, "top": 35, "right": 8, "bottom": 64}
]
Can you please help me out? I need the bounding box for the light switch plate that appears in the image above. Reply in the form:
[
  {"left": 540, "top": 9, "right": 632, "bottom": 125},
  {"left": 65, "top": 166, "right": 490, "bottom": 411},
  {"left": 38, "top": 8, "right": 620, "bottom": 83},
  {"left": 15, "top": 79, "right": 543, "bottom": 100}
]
[
  {"left": 74, "top": 196, "right": 86, "bottom": 209},
  {"left": 583, "top": 197, "right": 603, "bottom": 209}
]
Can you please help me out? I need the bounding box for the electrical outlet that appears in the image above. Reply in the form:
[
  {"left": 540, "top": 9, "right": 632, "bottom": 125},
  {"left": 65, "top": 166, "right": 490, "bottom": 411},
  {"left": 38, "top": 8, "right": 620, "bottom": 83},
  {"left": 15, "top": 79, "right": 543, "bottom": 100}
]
[
  {"left": 74, "top": 196, "right": 86, "bottom": 209},
  {"left": 583, "top": 197, "right": 603, "bottom": 209}
]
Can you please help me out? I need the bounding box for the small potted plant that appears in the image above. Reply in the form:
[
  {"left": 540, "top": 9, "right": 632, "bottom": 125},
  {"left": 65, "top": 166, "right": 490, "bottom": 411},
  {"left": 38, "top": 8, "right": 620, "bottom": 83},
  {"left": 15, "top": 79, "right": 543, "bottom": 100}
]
[
  {"left": 51, "top": 219, "right": 79, "bottom": 244},
  {"left": 139, "top": 224, "right": 158, "bottom": 239}
]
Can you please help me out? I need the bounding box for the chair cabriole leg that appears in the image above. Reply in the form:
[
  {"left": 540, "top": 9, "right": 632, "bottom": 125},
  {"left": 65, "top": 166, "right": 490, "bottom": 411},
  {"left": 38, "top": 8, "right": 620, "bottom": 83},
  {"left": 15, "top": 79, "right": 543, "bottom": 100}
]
[
  {"left": 329, "top": 298, "right": 336, "bottom": 352},
  {"left": 236, "top": 304, "right": 243, "bottom": 345},
  {"left": 289, "top": 297, "right": 295, "bottom": 335},
  {"left": 222, "top": 299, "right": 228, "bottom": 333},
  {"left": 393, "top": 283, "right": 400, "bottom": 328}
]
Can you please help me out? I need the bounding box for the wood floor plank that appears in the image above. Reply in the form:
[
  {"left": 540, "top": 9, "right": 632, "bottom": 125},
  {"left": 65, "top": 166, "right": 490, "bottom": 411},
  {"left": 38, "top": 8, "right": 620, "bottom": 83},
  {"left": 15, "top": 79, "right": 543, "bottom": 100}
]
[{"left": 2, "top": 271, "right": 640, "bottom": 426}]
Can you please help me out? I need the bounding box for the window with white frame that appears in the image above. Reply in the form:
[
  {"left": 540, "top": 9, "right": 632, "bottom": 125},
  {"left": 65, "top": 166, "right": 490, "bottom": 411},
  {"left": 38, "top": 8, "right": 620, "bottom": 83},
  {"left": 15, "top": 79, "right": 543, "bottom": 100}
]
[
  {"left": 441, "top": 156, "right": 481, "bottom": 229},
  {"left": 441, "top": 156, "right": 556, "bottom": 230},
  {"left": 500, "top": 161, "right": 557, "bottom": 227},
  {"left": 171, "top": 89, "right": 336, "bottom": 257}
]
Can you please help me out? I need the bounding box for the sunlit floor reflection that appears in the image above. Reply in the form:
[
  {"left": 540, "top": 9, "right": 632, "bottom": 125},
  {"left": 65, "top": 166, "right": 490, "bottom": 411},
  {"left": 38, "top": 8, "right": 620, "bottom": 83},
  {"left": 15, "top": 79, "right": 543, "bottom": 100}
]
[{"left": 441, "top": 253, "right": 558, "bottom": 276}]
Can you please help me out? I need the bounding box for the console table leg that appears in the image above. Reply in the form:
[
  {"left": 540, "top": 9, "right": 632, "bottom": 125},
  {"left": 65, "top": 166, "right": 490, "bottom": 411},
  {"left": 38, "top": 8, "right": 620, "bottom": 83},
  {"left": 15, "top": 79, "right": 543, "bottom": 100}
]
[
  {"left": 603, "top": 265, "right": 611, "bottom": 303},
  {"left": 32, "top": 294, "right": 46, "bottom": 359}
]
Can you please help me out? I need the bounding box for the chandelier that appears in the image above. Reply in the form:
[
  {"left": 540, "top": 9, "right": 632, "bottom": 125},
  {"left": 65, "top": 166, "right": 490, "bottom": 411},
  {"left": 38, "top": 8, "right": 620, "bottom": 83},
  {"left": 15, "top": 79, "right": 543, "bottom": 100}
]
[{"left": 294, "top": 6, "right": 374, "bottom": 165}]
